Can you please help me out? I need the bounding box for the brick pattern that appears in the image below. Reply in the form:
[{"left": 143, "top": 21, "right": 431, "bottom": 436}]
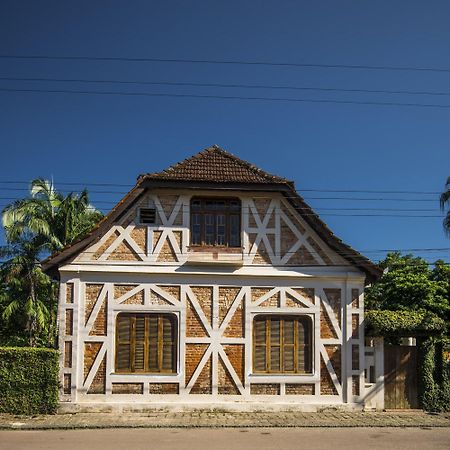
[
  {"left": 320, "top": 302, "right": 338, "bottom": 339},
  {"left": 325, "top": 345, "right": 341, "bottom": 385},
  {"left": 191, "top": 287, "right": 212, "bottom": 327},
  {"left": 285, "top": 384, "right": 315, "bottom": 395},
  {"left": 352, "top": 375, "right": 360, "bottom": 396},
  {"left": 281, "top": 204, "right": 306, "bottom": 234},
  {"left": 149, "top": 383, "right": 179, "bottom": 394},
  {"left": 159, "top": 195, "right": 181, "bottom": 224},
  {"left": 107, "top": 240, "right": 140, "bottom": 261},
  {"left": 218, "top": 356, "right": 240, "bottom": 395},
  {"left": 112, "top": 383, "right": 144, "bottom": 394},
  {"left": 114, "top": 284, "right": 144, "bottom": 305},
  {"left": 186, "top": 299, "right": 208, "bottom": 337},
  {"left": 307, "top": 237, "right": 332, "bottom": 265},
  {"left": 185, "top": 344, "right": 209, "bottom": 385},
  {"left": 92, "top": 231, "right": 119, "bottom": 260},
  {"left": 351, "top": 289, "right": 360, "bottom": 308},
  {"left": 190, "top": 355, "right": 212, "bottom": 394},
  {"left": 64, "top": 341, "right": 72, "bottom": 368},
  {"left": 320, "top": 358, "right": 337, "bottom": 395},
  {"left": 352, "top": 314, "right": 359, "bottom": 338},
  {"left": 249, "top": 234, "right": 272, "bottom": 264},
  {"left": 156, "top": 236, "right": 177, "bottom": 262},
  {"left": 149, "top": 290, "right": 172, "bottom": 306},
  {"left": 323, "top": 289, "right": 341, "bottom": 324},
  {"left": 66, "top": 283, "right": 74, "bottom": 303},
  {"left": 89, "top": 297, "right": 107, "bottom": 336},
  {"left": 63, "top": 374, "right": 71, "bottom": 395},
  {"left": 130, "top": 227, "right": 147, "bottom": 254},
  {"left": 159, "top": 285, "right": 181, "bottom": 302},
  {"left": 85, "top": 284, "right": 103, "bottom": 323},
  {"left": 250, "top": 384, "right": 280, "bottom": 395},
  {"left": 251, "top": 287, "right": 273, "bottom": 303},
  {"left": 223, "top": 345, "right": 245, "bottom": 385},
  {"left": 84, "top": 342, "right": 102, "bottom": 381},
  {"left": 352, "top": 345, "right": 359, "bottom": 371},
  {"left": 87, "top": 354, "right": 106, "bottom": 394},
  {"left": 259, "top": 292, "right": 280, "bottom": 307},
  {"left": 65, "top": 309, "right": 73, "bottom": 336}
]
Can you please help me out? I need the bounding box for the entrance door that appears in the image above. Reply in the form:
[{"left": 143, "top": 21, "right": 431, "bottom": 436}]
[{"left": 384, "top": 345, "right": 418, "bottom": 409}]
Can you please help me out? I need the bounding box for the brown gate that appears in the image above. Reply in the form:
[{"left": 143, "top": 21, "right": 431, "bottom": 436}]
[{"left": 384, "top": 345, "right": 418, "bottom": 409}]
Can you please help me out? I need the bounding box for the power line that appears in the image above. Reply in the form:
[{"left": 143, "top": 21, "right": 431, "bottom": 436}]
[
  {"left": 2, "top": 76, "right": 450, "bottom": 98},
  {"left": 2, "top": 87, "right": 450, "bottom": 110},
  {"left": 1, "top": 54, "right": 450, "bottom": 73}
]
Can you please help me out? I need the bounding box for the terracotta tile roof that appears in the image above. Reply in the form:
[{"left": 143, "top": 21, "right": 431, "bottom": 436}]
[{"left": 140, "top": 145, "right": 291, "bottom": 185}]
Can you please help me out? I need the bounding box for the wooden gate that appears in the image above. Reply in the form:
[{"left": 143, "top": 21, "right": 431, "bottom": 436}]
[{"left": 384, "top": 345, "right": 418, "bottom": 409}]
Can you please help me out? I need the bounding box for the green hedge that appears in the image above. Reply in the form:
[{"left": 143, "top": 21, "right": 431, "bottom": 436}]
[
  {"left": 0, "top": 347, "right": 59, "bottom": 414},
  {"left": 365, "top": 310, "right": 446, "bottom": 337}
]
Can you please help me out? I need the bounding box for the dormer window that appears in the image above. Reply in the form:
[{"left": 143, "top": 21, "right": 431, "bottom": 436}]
[
  {"left": 139, "top": 208, "right": 156, "bottom": 225},
  {"left": 190, "top": 198, "right": 241, "bottom": 247}
]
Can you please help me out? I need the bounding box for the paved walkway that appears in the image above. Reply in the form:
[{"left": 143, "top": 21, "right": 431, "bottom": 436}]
[{"left": 1, "top": 410, "right": 450, "bottom": 429}]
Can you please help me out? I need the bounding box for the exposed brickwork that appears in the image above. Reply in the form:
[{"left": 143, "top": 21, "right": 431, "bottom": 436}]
[
  {"left": 287, "top": 245, "right": 317, "bottom": 265},
  {"left": 218, "top": 356, "right": 240, "bottom": 395},
  {"left": 65, "top": 309, "right": 73, "bottom": 336},
  {"left": 66, "top": 283, "right": 74, "bottom": 304},
  {"left": 352, "top": 375, "right": 360, "bottom": 396},
  {"left": 64, "top": 341, "right": 72, "bottom": 368},
  {"left": 259, "top": 292, "right": 280, "bottom": 307},
  {"left": 114, "top": 284, "right": 144, "bottom": 305},
  {"left": 320, "top": 302, "right": 338, "bottom": 339},
  {"left": 223, "top": 345, "right": 245, "bottom": 385},
  {"left": 191, "top": 286, "right": 212, "bottom": 327},
  {"left": 351, "top": 289, "right": 360, "bottom": 309},
  {"left": 251, "top": 287, "right": 273, "bottom": 303},
  {"left": 185, "top": 344, "right": 209, "bottom": 385},
  {"left": 325, "top": 345, "right": 341, "bottom": 385},
  {"left": 112, "top": 383, "right": 144, "bottom": 394},
  {"left": 159, "top": 285, "right": 181, "bottom": 302},
  {"left": 159, "top": 195, "right": 180, "bottom": 223},
  {"left": 63, "top": 374, "right": 71, "bottom": 395},
  {"left": 286, "top": 288, "right": 315, "bottom": 308},
  {"left": 323, "top": 288, "right": 341, "bottom": 324},
  {"left": 107, "top": 240, "right": 140, "bottom": 261},
  {"left": 87, "top": 354, "right": 106, "bottom": 394},
  {"left": 149, "top": 289, "right": 172, "bottom": 306},
  {"left": 307, "top": 237, "right": 332, "bottom": 265},
  {"left": 149, "top": 383, "right": 179, "bottom": 394},
  {"left": 285, "top": 384, "right": 315, "bottom": 395},
  {"left": 92, "top": 230, "right": 119, "bottom": 260},
  {"left": 130, "top": 227, "right": 147, "bottom": 254},
  {"left": 352, "top": 345, "right": 359, "bottom": 371},
  {"left": 89, "top": 298, "right": 107, "bottom": 336},
  {"left": 249, "top": 234, "right": 272, "bottom": 264},
  {"left": 320, "top": 358, "right": 337, "bottom": 395},
  {"left": 218, "top": 287, "right": 240, "bottom": 326},
  {"left": 281, "top": 203, "right": 306, "bottom": 234},
  {"left": 84, "top": 342, "right": 102, "bottom": 381},
  {"left": 156, "top": 236, "right": 177, "bottom": 262},
  {"left": 254, "top": 198, "right": 275, "bottom": 228},
  {"left": 186, "top": 299, "right": 208, "bottom": 337},
  {"left": 223, "top": 301, "right": 245, "bottom": 338},
  {"left": 190, "top": 354, "right": 212, "bottom": 394},
  {"left": 352, "top": 314, "right": 359, "bottom": 338},
  {"left": 250, "top": 384, "right": 280, "bottom": 395},
  {"left": 85, "top": 284, "right": 103, "bottom": 324}
]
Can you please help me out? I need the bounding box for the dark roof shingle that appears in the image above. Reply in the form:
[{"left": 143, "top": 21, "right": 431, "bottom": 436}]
[{"left": 140, "top": 145, "right": 290, "bottom": 185}]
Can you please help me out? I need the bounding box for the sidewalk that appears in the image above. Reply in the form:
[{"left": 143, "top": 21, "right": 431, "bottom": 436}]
[{"left": 1, "top": 410, "right": 450, "bottom": 430}]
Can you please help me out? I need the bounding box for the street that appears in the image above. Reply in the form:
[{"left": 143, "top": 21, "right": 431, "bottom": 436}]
[{"left": 0, "top": 428, "right": 449, "bottom": 450}]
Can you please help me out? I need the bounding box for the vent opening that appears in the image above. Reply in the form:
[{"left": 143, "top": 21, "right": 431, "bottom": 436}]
[{"left": 139, "top": 208, "right": 156, "bottom": 224}]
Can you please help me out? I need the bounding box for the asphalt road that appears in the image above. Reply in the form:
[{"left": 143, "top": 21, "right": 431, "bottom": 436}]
[{"left": 0, "top": 428, "right": 449, "bottom": 450}]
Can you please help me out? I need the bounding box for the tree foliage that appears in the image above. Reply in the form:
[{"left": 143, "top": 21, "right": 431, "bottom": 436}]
[
  {"left": 0, "top": 179, "right": 103, "bottom": 347},
  {"left": 441, "top": 176, "right": 450, "bottom": 237}
]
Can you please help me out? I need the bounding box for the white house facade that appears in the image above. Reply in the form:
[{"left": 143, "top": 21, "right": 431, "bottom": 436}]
[{"left": 44, "top": 146, "right": 381, "bottom": 411}]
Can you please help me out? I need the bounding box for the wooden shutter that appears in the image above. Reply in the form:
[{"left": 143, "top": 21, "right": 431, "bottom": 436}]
[
  {"left": 254, "top": 317, "right": 266, "bottom": 372},
  {"left": 269, "top": 318, "right": 281, "bottom": 372},
  {"left": 134, "top": 316, "right": 146, "bottom": 371},
  {"left": 116, "top": 315, "right": 132, "bottom": 371},
  {"left": 283, "top": 318, "right": 295, "bottom": 372},
  {"left": 148, "top": 315, "right": 159, "bottom": 372}
]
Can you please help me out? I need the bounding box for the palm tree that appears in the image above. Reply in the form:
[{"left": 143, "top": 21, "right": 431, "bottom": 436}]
[
  {"left": 441, "top": 176, "right": 450, "bottom": 236},
  {"left": 0, "top": 235, "right": 55, "bottom": 346},
  {"left": 2, "top": 178, "right": 103, "bottom": 254}
]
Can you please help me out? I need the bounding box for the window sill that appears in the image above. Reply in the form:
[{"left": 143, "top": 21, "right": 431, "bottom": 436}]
[
  {"left": 186, "top": 248, "right": 244, "bottom": 266},
  {"left": 248, "top": 373, "right": 318, "bottom": 383}
]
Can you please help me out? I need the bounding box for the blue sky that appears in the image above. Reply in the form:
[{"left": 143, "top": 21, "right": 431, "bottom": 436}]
[{"left": 1, "top": 1, "right": 450, "bottom": 263}]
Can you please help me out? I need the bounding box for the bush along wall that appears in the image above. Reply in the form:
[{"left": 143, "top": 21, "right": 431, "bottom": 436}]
[
  {"left": 418, "top": 337, "right": 450, "bottom": 412},
  {"left": 0, "top": 347, "right": 59, "bottom": 414}
]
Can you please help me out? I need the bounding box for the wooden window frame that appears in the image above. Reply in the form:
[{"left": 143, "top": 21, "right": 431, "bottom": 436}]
[
  {"left": 252, "top": 314, "right": 313, "bottom": 375},
  {"left": 190, "top": 197, "right": 241, "bottom": 248},
  {"left": 115, "top": 312, "right": 178, "bottom": 374}
]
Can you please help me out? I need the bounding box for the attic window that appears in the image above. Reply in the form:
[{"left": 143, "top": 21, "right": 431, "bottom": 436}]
[{"left": 139, "top": 208, "right": 156, "bottom": 224}]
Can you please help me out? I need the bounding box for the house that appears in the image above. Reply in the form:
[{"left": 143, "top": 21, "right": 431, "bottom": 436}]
[{"left": 43, "top": 145, "right": 382, "bottom": 411}]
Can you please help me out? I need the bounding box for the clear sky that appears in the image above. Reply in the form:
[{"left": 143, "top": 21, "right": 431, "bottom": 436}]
[{"left": 1, "top": 1, "right": 450, "bottom": 263}]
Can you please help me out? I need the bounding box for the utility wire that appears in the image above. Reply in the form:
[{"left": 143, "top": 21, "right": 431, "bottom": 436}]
[
  {"left": 2, "top": 87, "right": 450, "bottom": 109},
  {"left": 2, "top": 76, "right": 450, "bottom": 97},
  {"left": 1, "top": 54, "right": 450, "bottom": 73}
]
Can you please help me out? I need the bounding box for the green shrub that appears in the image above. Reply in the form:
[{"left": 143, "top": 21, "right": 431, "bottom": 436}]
[{"left": 0, "top": 347, "right": 59, "bottom": 414}]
